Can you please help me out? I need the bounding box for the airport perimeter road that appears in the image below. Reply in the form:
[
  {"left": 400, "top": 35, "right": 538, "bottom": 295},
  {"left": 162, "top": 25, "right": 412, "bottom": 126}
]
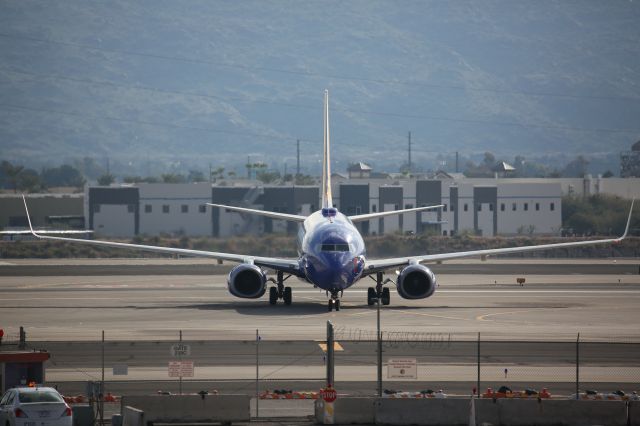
[{"left": 0, "top": 259, "right": 639, "bottom": 341}]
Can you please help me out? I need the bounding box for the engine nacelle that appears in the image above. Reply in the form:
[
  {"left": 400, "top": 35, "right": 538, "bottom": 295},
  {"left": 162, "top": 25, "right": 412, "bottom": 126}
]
[
  {"left": 227, "top": 264, "right": 267, "bottom": 299},
  {"left": 396, "top": 264, "right": 437, "bottom": 299}
]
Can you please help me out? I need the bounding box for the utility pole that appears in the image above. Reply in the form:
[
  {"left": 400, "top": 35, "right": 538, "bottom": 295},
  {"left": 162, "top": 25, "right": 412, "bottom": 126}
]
[
  {"left": 408, "top": 132, "right": 412, "bottom": 174},
  {"left": 296, "top": 139, "right": 300, "bottom": 177},
  {"left": 455, "top": 151, "right": 459, "bottom": 173}
]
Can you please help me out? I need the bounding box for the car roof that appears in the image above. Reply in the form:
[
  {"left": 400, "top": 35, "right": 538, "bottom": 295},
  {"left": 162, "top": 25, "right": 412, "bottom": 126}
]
[{"left": 11, "top": 387, "right": 58, "bottom": 392}]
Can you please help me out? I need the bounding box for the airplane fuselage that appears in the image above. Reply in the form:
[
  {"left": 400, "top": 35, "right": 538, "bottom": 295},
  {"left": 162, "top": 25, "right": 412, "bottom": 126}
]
[{"left": 298, "top": 208, "right": 366, "bottom": 292}]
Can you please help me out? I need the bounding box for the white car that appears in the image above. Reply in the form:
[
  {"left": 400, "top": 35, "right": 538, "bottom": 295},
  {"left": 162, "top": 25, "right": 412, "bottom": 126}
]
[{"left": 0, "top": 387, "right": 72, "bottom": 426}]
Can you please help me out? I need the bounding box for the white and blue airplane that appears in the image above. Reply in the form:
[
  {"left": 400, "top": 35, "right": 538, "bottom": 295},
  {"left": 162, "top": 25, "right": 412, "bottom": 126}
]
[{"left": 23, "top": 90, "right": 634, "bottom": 311}]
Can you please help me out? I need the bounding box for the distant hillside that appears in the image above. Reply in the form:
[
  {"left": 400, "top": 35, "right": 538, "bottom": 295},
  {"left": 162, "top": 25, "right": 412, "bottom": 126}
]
[{"left": 1, "top": 1, "right": 639, "bottom": 175}]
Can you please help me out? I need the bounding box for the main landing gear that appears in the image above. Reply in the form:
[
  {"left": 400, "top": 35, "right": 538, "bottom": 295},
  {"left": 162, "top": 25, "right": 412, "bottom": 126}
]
[
  {"left": 367, "top": 272, "right": 391, "bottom": 306},
  {"left": 269, "top": 271, "right": 292, "bottom": 306},
  {"left": 327, "top": 289, "right": 343, "bottom": 312}
]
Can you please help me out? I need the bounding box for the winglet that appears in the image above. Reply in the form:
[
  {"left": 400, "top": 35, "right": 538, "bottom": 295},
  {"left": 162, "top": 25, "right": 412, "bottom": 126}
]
[
  {"left": 22, "top": 195, "right": 38, "bottom": 237},
  {"left": 618, "top": 198, "right": 635, "bottom": 241}
]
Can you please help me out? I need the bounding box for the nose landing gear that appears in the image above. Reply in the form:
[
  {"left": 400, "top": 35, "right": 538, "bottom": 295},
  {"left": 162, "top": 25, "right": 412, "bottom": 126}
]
[{"left": 327, "top": 289, "right": 343, "bottom": 312}]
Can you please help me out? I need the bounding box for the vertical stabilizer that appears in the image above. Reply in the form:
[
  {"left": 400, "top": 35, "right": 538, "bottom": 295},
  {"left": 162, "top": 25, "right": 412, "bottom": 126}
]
[{"left": 322, "top": 89, "right": 333, "bottom": 209}]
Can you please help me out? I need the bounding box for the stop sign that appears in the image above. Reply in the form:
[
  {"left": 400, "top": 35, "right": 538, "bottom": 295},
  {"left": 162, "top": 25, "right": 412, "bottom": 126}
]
[{"left": 321, "top": 386, "right": 337, "bottom": 403}]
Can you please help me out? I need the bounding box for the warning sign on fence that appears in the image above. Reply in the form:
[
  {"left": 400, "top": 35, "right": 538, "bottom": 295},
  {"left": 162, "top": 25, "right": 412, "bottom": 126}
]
[
  {"left": 168, "top": 360, "right": 194, "bottom": 377},
  {"left": 387, "top": 358, "right": 417, "bottom": 379}
]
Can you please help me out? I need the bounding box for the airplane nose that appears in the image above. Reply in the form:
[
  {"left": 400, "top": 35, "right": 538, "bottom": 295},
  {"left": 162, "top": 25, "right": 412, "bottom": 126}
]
[
  {"left": 328, "top": 254, "right": 362, "bottom": 286},
  {"left": 306, "top": 253, "right": 359, "bottom": 289}
]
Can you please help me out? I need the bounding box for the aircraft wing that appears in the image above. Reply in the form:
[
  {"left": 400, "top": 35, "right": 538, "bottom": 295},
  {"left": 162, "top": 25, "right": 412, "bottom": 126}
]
[
  {"left": 21, "top": 197, "right": 302, "bottom": 276},
  {"left": 349, "top": 204, "right": 443, "bottom": 222},
  {"left": 364, "top": 199, "right": 635, "bottom": 274},
  {"left": 0, "top": 229, "right": 94, "bottom": 235},
  {"left": 207, "top": 203, "right": 307, "bottom": 222}
]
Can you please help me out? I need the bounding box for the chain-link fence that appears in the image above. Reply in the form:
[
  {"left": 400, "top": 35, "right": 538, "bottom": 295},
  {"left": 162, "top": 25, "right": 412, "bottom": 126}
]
[{"left": 2, "top": 331, "right": 638, "bottom": 400}]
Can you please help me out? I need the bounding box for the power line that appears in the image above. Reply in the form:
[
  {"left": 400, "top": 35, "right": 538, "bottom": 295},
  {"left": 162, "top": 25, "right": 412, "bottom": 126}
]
[
  {"left": 0, "top": 102, "right": 301, "bottom": 141},
  {"left": 0, "top": 67, "right": 316, "bottom": 111},
  {"left": 1, "top": 32, "right": 639, "bottom": 103},
  {"left": 342, "top": 108, "right": 640, "bottom": 134},
  {"left": 2, "top": 68, "right": 639, "bottom": 135}
]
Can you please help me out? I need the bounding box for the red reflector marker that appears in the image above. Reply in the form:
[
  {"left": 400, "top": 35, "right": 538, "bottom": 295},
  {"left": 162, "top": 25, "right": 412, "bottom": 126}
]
[{"left": 15, "top": 408, "right": 29, "bottom": 418}]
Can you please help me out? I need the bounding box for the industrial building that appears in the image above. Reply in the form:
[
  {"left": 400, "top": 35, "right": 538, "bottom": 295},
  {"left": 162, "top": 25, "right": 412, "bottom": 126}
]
[
  {"left": 0, "top": 193, "right": 84, "bottom": 230},
  {"left": 3, "top": 175, "right": 638, "bottom": 238},
  {"left": 620, "top": 140, "right": 640, "bottom": 178},
  {"left": 85, "top": 179, "right": 562, "bottom": 237}
]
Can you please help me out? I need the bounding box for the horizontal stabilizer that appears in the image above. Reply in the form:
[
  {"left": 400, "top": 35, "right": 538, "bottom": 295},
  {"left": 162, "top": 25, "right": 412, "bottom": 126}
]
[
  {"left": 207, "top": 203, "right": 307, "bottom": 222},
  {"left": 349, "top": 204, "right": 443, "bottom": 222}
]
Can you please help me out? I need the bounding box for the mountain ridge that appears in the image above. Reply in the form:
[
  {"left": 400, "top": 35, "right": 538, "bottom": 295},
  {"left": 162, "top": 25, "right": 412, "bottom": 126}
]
[{"left": 1, "top": 1, "right": 639, "bottom": 174}]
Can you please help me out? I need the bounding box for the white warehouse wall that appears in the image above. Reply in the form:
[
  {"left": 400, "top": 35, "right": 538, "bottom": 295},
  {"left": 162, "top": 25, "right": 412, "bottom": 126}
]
[
  {"left": 93, "top": 204, "right": 135, "bottom": 237},
  {"left": 497, "top": 183, "right": 562, "bottom": 234},
  {"left": 138, "top": 183, "right": 212, "bottom": 236}
]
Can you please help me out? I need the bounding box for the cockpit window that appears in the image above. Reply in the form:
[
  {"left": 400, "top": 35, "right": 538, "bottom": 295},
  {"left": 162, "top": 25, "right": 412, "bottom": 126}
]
[{"left": 320, "top": 243, "right": 352, "bottom": 252}]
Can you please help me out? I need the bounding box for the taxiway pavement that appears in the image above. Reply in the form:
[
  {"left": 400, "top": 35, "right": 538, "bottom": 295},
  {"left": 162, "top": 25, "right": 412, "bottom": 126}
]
[{"left": 0, "top": 258, "right": 639, "bottom": 341}]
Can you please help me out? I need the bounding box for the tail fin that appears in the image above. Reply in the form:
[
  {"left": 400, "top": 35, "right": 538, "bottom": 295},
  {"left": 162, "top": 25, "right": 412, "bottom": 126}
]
[{"left": 321, "top": 89, "right": 333, "bottom": 209}]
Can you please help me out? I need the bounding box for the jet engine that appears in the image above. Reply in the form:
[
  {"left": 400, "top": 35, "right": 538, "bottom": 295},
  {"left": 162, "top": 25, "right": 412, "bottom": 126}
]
[
  {"left": 396, "top": 264, "right": 437, "bottom": 299},
  {"left": 227, "top": 264, "right": 267, "bottom": 299}
]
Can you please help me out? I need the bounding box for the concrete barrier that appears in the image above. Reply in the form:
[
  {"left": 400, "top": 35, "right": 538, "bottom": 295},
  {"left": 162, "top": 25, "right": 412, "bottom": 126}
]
[
  {"left": 71, "top": 405, "right": 94, "bottom": 426},
  {"left": 315, "top": 398, "right": 376, "bottom": 424},
  {"left": 473, "top": 398, "right": 500, "bottom": 425},
  {"left": 475, "top": 398, "right": 628, "bottom": 426},
  {"left": 375, "top": 398, "right": 471, "bottom": 426},
  {"left": 122, "top": 406, "right": 144, "bottom": 426},
  {"left": 111, "top": 414, "right": 123, "bottom": 426},
  {"left": 368, "top": 398, "right": 629, "bottom": 426},
  {"left": 121, "top": 395, "right": 250, "bottom": 424},
  {"left": 629, "top": 400, "right": 640, "bottom": 426}
]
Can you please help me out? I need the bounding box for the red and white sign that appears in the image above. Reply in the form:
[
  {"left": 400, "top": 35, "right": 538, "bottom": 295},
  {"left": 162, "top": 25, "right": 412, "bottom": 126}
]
[
  {"left": 320, "top": 386, "right": 337, "bottom": 403},
  {"left": 168, "top": 360, "right": 194, "bottom": 377}
]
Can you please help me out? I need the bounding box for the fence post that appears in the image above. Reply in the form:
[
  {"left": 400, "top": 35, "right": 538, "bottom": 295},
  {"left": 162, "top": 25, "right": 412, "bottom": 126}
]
[
  {"left": 179, "top": 330, "right": 182, "bottom": 396},
  {"left": 100, "top": 330, "right": 105, "bottom": 426},
  {"left": 327, "top": 321, "right": 334, "bottom": 387},
  {"left": 477, "top": 332, "right": 480, "bottom": 398},
  {"left": 255, "top": 329, "right": 260, "bottom": 418},
  {"left": 377, "top": 294, "right": 382, "bottom": 397},
  {"left": 575, "top": 333, "right": 580, "bottom": 399}
]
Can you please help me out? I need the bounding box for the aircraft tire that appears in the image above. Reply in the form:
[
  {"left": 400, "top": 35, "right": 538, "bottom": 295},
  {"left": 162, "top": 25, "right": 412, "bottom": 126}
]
[
  {"left": 328, "top": 300, "right": 333, "bottom": 312},
  {"left": 335, "top": 299, "right": 340, "bottom": 311},
  {"left": 381, "top": 287, "right": 390, "bottom": 305},
  {"left": 367, "top": 287, "right": 376, "bottom": 305},
  {"left": 283, "top": 286, "right": 292, "bottom": 305},
  {"left": 269, "top": 287, "right": 278, "bottom": 305}
]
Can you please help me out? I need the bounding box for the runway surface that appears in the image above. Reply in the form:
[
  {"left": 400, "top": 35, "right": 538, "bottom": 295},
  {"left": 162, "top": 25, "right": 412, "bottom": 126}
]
[{"left": 1, "top": 258, "right": 639, "bottom": 341}]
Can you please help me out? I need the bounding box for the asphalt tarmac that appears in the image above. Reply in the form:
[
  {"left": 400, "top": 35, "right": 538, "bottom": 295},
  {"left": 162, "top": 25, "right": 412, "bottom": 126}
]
[
  {"left": 1, "top": 258, "right": 639, "bottom": 400},
  {"left": 1, "top": 258, "right": 639, "bottom": 341}
]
